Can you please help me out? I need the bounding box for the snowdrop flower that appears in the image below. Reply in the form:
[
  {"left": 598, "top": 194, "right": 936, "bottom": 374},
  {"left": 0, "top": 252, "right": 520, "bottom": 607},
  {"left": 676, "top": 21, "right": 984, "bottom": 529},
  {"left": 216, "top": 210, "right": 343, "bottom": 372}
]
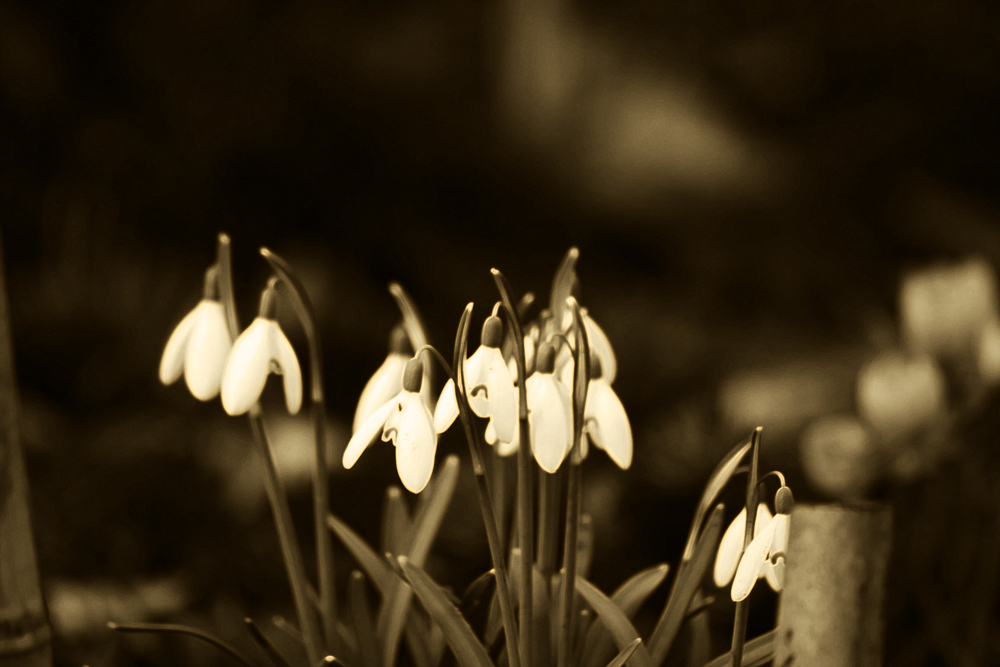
[
  {"left": 729, "top": 486, "right": 793, "bottom": 601},
  {"left": 344, "top": 358, "right": 437, "bottom": 494},
  {"left": 713, "top": 503, "right": 774, "bottom": 588},
  {"left": 556, "top": 307, "right": 616, "bottom": 386},
  {"left": 582, "top": 357, "right": 632, "bottom": 469},
  {"left": 353, "top": 326, "right": 410, "bottom": 433},
  {"left": 526, "top": 343, "right": 573, "bottom": 473},
  {"left": 221, "top": 284, "right": 303, "bottom": 416},
  {"left": 159, "top": 267, "right": 233, "bottom": 401},
  {"left": 433, "top": 315, "right": 518, "bottom": 446}
]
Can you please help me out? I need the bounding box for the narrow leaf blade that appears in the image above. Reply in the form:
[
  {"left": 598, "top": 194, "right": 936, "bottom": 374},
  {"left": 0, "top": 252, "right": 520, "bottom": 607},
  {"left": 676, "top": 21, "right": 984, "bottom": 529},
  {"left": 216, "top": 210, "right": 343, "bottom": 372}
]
[
  {"left": 683, "top": 437, "right": 752, "bottom": 562},
  {"left": 399, "top": 557, "right": 495, "bottom": 667},
  {"left": 583, "top": 564, "right": 670, "bottom": 667},
  {"left": 605, "top": 638, "right": 641, "bottom": 667},
  {"left": 575, "top": 578, "right": 653, "bottom": 667},
  {"left": 328, "top": 513, "right": 398, "bottom": 598},
  {"left": 703, "top": 630, "right": 776, "bottom": 667}
]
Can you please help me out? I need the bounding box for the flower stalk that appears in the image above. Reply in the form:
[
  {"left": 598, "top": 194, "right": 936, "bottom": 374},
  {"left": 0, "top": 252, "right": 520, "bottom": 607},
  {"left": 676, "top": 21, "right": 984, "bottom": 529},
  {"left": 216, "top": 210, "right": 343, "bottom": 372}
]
[
  {"left": 262, "top": 248, "right": 338, "bottom": 651},
  {"left": 492, "top": 267, "right": 535, "bottom": 667},
  {"left": 730, "top": 426, "right": 762, "bottom": 667},
  {"left": 453, "top": 303, "right": 521, "bottom": 667}
]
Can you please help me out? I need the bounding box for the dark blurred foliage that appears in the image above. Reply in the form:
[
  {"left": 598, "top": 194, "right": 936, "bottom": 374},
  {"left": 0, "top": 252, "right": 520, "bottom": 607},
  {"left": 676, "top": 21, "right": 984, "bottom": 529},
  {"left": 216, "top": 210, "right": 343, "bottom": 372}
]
[{"left": 1, "top": 0, "right": 1000, "bottom": 665}]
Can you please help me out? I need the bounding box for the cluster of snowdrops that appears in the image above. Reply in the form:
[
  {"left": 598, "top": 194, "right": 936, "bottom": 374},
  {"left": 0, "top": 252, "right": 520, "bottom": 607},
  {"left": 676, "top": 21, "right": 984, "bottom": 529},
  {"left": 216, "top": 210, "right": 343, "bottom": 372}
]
[{"left": 134, "top": 234, "right": 794, "bottom": 667}]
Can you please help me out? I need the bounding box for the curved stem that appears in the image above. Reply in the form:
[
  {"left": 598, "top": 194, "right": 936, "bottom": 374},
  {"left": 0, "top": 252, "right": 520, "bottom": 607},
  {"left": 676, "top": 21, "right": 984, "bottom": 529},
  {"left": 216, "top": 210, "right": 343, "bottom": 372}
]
[
  {"left": 416, "top": 344, "right": 454, "bottom": 379},
  {"left": 730, "top": 427, "right": 763, "bottom": 667},
  {"left": 109, "top": 622, "right": 256, "bottom": 667},
  {"left": 261, "top": 248, "right": 337, "bottom": 652},
  {"left": 492, "top": 268, "right": 534, "bottom": 667},
  {"left": 453, "top": 303, "right": 521, "bottom": 667},
  {"left": 250, "top": 407, "right": 324, "bottom": 667}
]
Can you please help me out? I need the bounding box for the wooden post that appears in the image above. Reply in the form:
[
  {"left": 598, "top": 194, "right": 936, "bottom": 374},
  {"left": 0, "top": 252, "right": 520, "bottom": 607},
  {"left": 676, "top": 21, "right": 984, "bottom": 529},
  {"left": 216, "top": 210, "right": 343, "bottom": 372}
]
[
  {"left": 0, "top": 234, "right": 52, "bottom": 666},
  {"left": 775, "top": 503, "right": 892, "bottom": 667}
]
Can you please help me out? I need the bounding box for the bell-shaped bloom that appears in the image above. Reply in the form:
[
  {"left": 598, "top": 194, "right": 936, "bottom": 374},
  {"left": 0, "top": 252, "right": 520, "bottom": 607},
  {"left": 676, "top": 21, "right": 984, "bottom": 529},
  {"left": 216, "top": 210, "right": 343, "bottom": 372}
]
[
  {"left": 526, "top": 369, "right": 573, "bottom": 473},
  {"left": 583, "top": 378, "right": 632, "bottom": 469},
  {"left": 582, "top": 309, "right": 617, "bottom": 384},
  {"left": 730, "top": 486, "right": 793, "bottom": 601},
  {"left": 221, "top": 317, "right": 302, "bottom": 416},
  {"left": 433, "top": 315, "right": 518, "bottom": 446},
  {"left": 713, "top": 503, "right": 773, "bottom": 588},
  {"left": 160, "top": 299, "right": 232, "bottom": 401},
  {"left": 345, "top": 359, "right": 437, "bottom": 493},
  {"left": 353, "top": 327, "right": 409, "bottom": 433}
]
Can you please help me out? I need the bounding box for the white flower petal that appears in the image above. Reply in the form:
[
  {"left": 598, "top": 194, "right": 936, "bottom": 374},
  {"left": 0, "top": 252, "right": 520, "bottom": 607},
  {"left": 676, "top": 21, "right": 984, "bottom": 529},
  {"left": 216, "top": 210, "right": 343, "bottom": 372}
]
[
  {"left": 221, "top": 318, "right": 272, "bottom": 416},
  {"left": 555, "top": 345, "right": 575, "bottom": 389},
  {"left": 183, "top": 301, "right": 232, "bottom": 400},
  {"left": 713, "top": 503, "right": 774, "bottom": 588},
  {"left": 434, "top": 379, "right": 460, "bottom": 434},
  {"left": 464, "top": 347, "right": 491, "bottom": 418},
  {"left": 271, "top": 322, "right": 303, "bottom": 415},
  {"left": 584, "top": 312, "right": 617, "bottom": 384},
  {"left": 159, "top": 301, "right": 202, "bottom": 385},
  {"left": 392, "top": 395, "right": 437, "bottom": 493},
  {"left": 343, "top": 396, "right": 397, "bottom": 469},
  {"left": 354, "top": 353, "right": 408, "bottom": 433},
  {"left": 526, "top": 373, "right": 573, "bottom": 473},
  {"left": 731, "top": 519, "right": 777, "bottom": 602},
  {"left": 486, "top": 352, "right": 518, "bottom": 444},
  {"left": 585, "top": 381, "right": 633, "bottom": 469},
  {"left": 714, "top": 507, "right": 748, "bottom": 588},
  {"left": 484, "top": 419, "right": 497, "bottom": 444}
]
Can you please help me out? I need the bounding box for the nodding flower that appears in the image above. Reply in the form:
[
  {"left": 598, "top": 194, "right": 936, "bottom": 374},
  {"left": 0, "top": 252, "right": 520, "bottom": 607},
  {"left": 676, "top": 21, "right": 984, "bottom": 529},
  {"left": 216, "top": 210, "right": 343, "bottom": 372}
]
[
  {"left": 727, "top": 486, "right": 793, "bottom": 601},
  {"left": 160, "top": 266, "right": 233, "bottom": 401},
  {"left": 353, "top": 325, "right": 410, "bottom": 433},
  {"left": 582, "top": 356, "right": 633, "bottom": 469},
  {"left": 433, "top": 315, "right": 518, "bottom": 446},
  {"left": 344, "top": 358, "right": 437, "bottom": 494},
  {"left": 220, "top": 281, "right": 303, "bottom": 416},
  {"left": 526, "top": 342, "right": 574, "bottom": 473}
]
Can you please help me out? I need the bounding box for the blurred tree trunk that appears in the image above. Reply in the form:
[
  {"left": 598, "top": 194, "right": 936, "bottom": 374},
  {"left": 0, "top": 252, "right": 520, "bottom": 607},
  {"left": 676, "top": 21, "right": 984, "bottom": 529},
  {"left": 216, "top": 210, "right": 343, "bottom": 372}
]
[
  {"left": 775, "top": 503, "right": 892, "bottom": 667},
  {"left": 0, "top": 233, "right": 52, "bottom": 667}
]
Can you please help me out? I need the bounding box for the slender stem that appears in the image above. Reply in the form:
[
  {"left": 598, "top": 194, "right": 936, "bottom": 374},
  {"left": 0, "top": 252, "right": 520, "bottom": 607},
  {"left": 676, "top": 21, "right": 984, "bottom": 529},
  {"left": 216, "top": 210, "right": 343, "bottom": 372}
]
[
  {"left": 537, "top": 467, "right": 562, "bottom": 582},
  {"left": 558, "top": 298, "right": 591, "bottom": 667},
  {"left": 492, "top": 268, "right": 534, "bottom": 667},
  {"left": 250, "top": 407, "right": 324, "bottom": 667},
  {"left": 454, "top": 304, "right": 522, "bottom": 667},
  {"left": 109, "top": 622, "right": 255, "bottom": 667},
  {"left": 730, "top": 427, "right": 762, "bottom": 667},
  {"left": 261, "top": 248, "right": 337, "bottom": 651},
  {"left": 245, "top": 617, "right": 294, "bottom": 667},
  {"left": 215, "top": 233, "right": 240, "bottom": 339}
]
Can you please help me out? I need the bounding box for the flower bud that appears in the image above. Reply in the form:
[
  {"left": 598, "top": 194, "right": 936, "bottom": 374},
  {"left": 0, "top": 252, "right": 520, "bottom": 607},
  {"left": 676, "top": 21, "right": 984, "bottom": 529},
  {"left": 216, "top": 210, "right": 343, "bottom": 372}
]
[
  {"left": 775, "top": 486, "right": 794, "bottom": 515},
  {"left": 402, "top": 358, "right": 424, "bottom": 393}
]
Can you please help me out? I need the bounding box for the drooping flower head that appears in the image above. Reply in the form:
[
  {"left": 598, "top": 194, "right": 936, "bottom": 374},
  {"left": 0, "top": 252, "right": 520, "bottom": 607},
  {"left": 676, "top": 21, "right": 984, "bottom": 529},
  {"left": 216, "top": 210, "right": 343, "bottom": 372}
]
[
  {"left": 344, "top": 358, "right": 438, "bottom": 494},
  {"left": 722, "top": 485, "right": 793, "bottom": 601},
  {"left": 526, "top": 342, "right": 573, "bottom": 473},
  {"left": 221, "top": 281, "right": 303, "bottom": 416},
  {"left": 433, "top": 312, "right": 519, "bottom": 447},
  {"left": 160, "top": 265, "right": 233, "bottom": 401},
  {"left": 582, "top": 356, "right": 633, "bottom": 469},
  {"left": 353, "top": 325, "right": 410, "bottom": 433}
]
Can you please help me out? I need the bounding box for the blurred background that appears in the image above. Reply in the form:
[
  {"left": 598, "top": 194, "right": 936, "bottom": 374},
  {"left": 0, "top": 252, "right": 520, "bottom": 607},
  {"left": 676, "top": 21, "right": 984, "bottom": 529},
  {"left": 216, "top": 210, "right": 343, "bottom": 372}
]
[{"left": 2, "top": 0, "right": 1000, "bottom": 664}]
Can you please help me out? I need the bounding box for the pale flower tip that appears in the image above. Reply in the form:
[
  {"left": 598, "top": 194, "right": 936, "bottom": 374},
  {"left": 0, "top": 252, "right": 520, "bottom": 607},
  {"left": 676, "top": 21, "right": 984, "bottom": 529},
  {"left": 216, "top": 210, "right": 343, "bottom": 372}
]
[{"left": 433, "top": 379, "right": 459, "bottom": 433}]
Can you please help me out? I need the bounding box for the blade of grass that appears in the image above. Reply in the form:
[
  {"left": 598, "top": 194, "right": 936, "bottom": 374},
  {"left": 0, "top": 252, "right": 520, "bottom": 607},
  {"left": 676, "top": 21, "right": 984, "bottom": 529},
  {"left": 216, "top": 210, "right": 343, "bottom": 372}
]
[
  {"left": 378, "top": 456, "right": 460, "bottom": 667},
  {"left": 703, "top": 630, "right": 775, "bottom": 667},
  {"left": 381, "top": 486, "right": 412, "bottom": 557},
  {"left": 349, "top": 571, "right": 380, "bottom": 667},
  {"left": 109, "top": 622, "right": 255, "bottom": 667},
  {"left": 245, "top": 618, "right": 293, "bottom": 667},
  {"left": 574, "top": 579, "right": 653, "bottom": 667},
  {"left": 682, "top": 437, "right": 752, "bottom": 562},
  {"left": 583, "top": 564, "right": 670, "bottom": 667},
  {"left": 605, "top": 638, "right": 641, "bottom": 667},
  {"left": 399, "top": 557, "right": 495, "bottom": 667},
  {"left": 328, "top": 513, "right": 399, "bottom": 598},
  {"left": 649, "top": 504, "right": 726, "bottom": 666}
]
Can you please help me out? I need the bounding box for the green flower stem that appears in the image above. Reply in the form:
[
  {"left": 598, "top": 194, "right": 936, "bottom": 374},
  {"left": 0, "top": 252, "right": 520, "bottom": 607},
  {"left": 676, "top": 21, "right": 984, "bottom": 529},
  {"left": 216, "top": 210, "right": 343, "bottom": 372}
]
[
  {"left": 558, "top": 298, "right": 591, "bottom": 667},
  {"left": 453, "top": 304, "right": 521, "bottom": 667},
  {"left": 729, "top": 427, "right": 762, "bottom": 667},
  {"left": 109, "top": 622, "right": 256, "bottom": 667},
  {"left": 492, "top": 268, "right": 534, "bottom": 667},
  {"left": 262, "top": 248, "right": 338, "bottom": 652},
  {"left": 249, "top": 407, "right": 324, "bottom": 667},
  {"left": 537, "top": 467, "right": 563, "bottom": 582}
]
